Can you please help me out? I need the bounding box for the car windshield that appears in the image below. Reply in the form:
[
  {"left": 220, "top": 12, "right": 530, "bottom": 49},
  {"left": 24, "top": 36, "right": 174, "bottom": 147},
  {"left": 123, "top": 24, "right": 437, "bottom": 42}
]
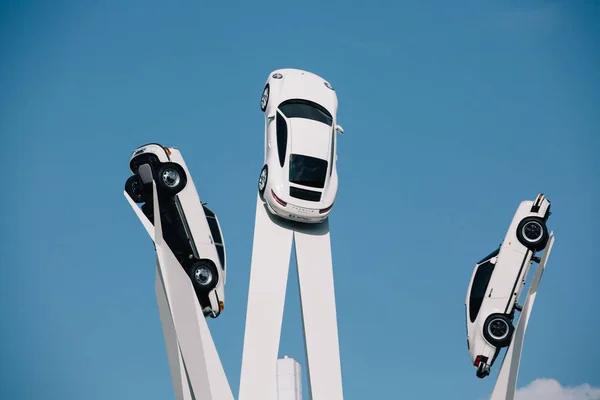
[
  {"left": 279, "top": 99, "right": 333, "bottom": 126},
  {"left": 289, "top": 154, "right": 328, "bottom": 189}
]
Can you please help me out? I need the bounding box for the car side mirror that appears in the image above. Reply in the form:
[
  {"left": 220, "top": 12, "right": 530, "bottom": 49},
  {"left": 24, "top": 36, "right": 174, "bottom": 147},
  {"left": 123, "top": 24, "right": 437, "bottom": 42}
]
[{"left": 335, "top": 124, "right": 344, "bottom": 134}]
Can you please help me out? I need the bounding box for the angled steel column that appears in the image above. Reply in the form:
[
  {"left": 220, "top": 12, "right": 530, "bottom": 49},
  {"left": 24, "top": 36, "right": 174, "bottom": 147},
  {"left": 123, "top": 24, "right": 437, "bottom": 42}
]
[
  {"left": 239, "top": 196, "right": 344, "bottom": 400},
  {"left": 490, "top": 233, "right": 555, "bottom": 400},
  {"left": 155, "top": 267, "right": 193, "bottom": 400},
  {"left": 239, "top": 197, "right": 294, "bottom": 400},
  {"left": 124, "top": 176, "right": 234, "bottom": 400},
  {"left": 295, "top": 222, "right": 344, "bottom": 400}
]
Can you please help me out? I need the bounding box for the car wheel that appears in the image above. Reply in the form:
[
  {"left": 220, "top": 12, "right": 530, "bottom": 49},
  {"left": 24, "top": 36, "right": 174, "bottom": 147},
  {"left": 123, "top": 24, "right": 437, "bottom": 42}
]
[
  {"left": 157, "top": 162, "right": 187, "bottom": 195},
  {"left": 483, "top": 314, "right": 514, "bottom": 348},
  {"left": 258, "top": 165, "right": 268, "bottom": 197},
  {"left": 187, "top": 260, "right": 218, "bottom": 292},
  {"left": 260, "top": 84, "right": 270, "bottom": 112},
  {"left": 516, "top": 216, "right": 548, "bottom": 251},
  {"left": 125, "top": 175, "right": 145, "bottom": 203}
]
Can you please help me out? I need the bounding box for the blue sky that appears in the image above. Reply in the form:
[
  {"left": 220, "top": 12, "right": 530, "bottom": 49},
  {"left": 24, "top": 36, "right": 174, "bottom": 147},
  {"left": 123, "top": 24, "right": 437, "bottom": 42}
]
[{"left": 1, "top": 1, "right": 599, "bottom": 399}]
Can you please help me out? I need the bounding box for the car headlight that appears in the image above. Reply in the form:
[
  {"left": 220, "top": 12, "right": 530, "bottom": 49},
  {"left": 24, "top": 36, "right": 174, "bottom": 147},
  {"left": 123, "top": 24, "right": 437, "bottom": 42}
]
[
  {"left": 324, "top": 81, "right": 334, "bottom": 90},
  {"left": 272, "top": 73, "right": 283, "bottom": 79}
]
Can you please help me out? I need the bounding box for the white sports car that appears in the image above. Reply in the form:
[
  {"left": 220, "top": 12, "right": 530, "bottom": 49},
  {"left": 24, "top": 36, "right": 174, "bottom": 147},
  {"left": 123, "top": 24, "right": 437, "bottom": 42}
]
[
  {"left": 465, "top": 193, "right": 552, "bottom": 378},
  {"left": 125, "top": 143, "right": 227, "bottom": 318},
  {"left": 257, "top": 68, "right": 344, "bottom": 224}
]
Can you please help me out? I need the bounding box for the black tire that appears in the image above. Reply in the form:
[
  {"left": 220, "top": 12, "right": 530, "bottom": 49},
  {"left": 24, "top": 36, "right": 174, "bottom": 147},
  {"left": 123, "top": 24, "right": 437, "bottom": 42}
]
[
  {"left": 516, "top": 216, "right": 548, "bottom": 251},
  {"left": 260, "top": 84, "right": 270, "bottom": 112},
  {"left": 156, "top": 162, "right": 187, "bottom": 195},
  {"left": 258, "top": 165, "right": 268, "bottom": 197},
  {"left": 187, "top": 259, "right": 218, "bottom": 292},
  {"left": 483, "top": 314, "right": 514, "bottom": 348},
  {"left": 125, "top": 175, "right": 145, "bottom": 203}
]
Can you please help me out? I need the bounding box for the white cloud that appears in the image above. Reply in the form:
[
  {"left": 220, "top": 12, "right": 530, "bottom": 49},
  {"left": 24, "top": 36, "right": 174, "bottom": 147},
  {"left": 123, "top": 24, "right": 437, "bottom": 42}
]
[{"left": 515, "top": 378, "right": 600, "bottom": 400}]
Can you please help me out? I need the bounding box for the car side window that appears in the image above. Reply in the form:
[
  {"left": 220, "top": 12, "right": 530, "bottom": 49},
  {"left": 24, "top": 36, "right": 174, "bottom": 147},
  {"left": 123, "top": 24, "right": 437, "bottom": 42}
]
[
  {"left": 206, "top": 216, "right": 222, "bottom": 245},
  {"left": 204, "top": 206, "right": 226, "bottom": 270},
  {"left": 469, "top": 261, "right": 495, "bottom": 322},
  {"left": 215, "top": 245, "right": 225, "bottom": 270},
  {"left": 276, "top": 111, "right": 287, "bottom": 167}
]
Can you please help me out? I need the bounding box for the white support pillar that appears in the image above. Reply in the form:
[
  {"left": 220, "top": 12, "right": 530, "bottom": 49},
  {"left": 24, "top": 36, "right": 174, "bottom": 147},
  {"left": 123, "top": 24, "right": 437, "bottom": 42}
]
[
  {"left": 490, "top": 233, "right": 555, "bottom": 400},
  {"left": 295, "top": 222, "right": 344, "bottom": 400},
  {"left": 155, "top": 267, "right": 193, "bottom": 400},
  {"left": 238, "top": 196, "right": 294, "bottom": 400},
  {"left": 239, "top": 196, "right": 344, "bottom": 400},
  {"left": 124, "top": 177, "right": 234, "bottom": 400},
  {"left": 277, "top": 356, "right": 302, "bottom": 400}
]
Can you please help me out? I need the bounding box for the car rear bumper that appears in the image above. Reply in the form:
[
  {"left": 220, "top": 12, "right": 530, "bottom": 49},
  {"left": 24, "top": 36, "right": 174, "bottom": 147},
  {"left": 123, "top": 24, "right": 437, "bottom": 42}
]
[{"left": 265, "top": 195, "right": 329, "bottom": 224}]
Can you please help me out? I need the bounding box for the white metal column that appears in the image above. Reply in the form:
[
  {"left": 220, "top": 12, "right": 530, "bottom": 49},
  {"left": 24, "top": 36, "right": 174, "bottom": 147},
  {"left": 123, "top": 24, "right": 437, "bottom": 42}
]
[
  {"left": 125, "top": 179, "right": 234, "bottom": 400},
  {"left": 295, "top": 222, "right": 344, "bottom": 400},
  {"left": 239, "top": 196, "right": 344, "bottom": 400},
  {"left": 155, "top": 265, "right": 193, "bottom": 400},
  {"left": 490, "top": 233, "right": 555, "bottom": 400},
  {"left": 238, "top": 197, "right": 294, "bottom": 400},
  {"left": 277, "top": 356, "right": 302, "bottom": 400}
]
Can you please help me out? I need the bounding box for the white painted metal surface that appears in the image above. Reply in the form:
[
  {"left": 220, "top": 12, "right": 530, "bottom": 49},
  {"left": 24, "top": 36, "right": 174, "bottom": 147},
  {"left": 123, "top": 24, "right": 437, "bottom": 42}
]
[
  {"left": 155, "top": 267, "right": 192, "bottom": 400},
  {"left": 277, "top": 356, "right": 302, "bottom": 400},
  {"left": 124, "top": 179, "right": 234, "bottom": 400},
  {"left": 490, "top": 233, "right": 555, "bottom": 400},
  {"left": 238, "top": 195, "right": 344, "bottom": 400},
  {"left": 238, "top": 196, "right": 294, "bottom": 400},
  {"left": 295, "top": 222, "right": 344, "bottom": 400}
]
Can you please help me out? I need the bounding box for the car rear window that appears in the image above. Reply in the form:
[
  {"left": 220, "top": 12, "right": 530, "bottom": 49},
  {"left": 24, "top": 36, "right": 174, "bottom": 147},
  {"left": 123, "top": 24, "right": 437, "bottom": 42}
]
[{"left": 289, "top": 154, "right": 328, "bottom": 189}]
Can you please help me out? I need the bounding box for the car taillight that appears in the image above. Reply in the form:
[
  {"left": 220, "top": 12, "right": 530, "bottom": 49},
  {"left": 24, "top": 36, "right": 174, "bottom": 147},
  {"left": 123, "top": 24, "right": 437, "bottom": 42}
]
[
  {"left": 271, "top": 189, "right": 287, "bottom": 206},
  {"left": 474, "top": 355, "right": 481, "bottom": 367},
  {"left": 219, "top": 301, "right": 225, "bottom": 312},
  {"left": 319, "top": 203, "right": 334, "bottom": 214}
]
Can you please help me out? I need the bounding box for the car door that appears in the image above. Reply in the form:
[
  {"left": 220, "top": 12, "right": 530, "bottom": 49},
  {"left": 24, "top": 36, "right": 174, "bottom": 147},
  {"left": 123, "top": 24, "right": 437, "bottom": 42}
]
[{"left": 489, "top": 246, "right": 529, "bottom": 302}]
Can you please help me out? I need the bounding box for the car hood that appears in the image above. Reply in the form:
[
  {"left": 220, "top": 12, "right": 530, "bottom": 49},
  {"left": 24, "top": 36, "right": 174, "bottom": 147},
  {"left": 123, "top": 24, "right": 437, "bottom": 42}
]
[
  {"left": 289, "top": 118, "right": 331, "bottom": 160},
  {"left": 279, "top": 74, "right": 337, "bottom": 115}
]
